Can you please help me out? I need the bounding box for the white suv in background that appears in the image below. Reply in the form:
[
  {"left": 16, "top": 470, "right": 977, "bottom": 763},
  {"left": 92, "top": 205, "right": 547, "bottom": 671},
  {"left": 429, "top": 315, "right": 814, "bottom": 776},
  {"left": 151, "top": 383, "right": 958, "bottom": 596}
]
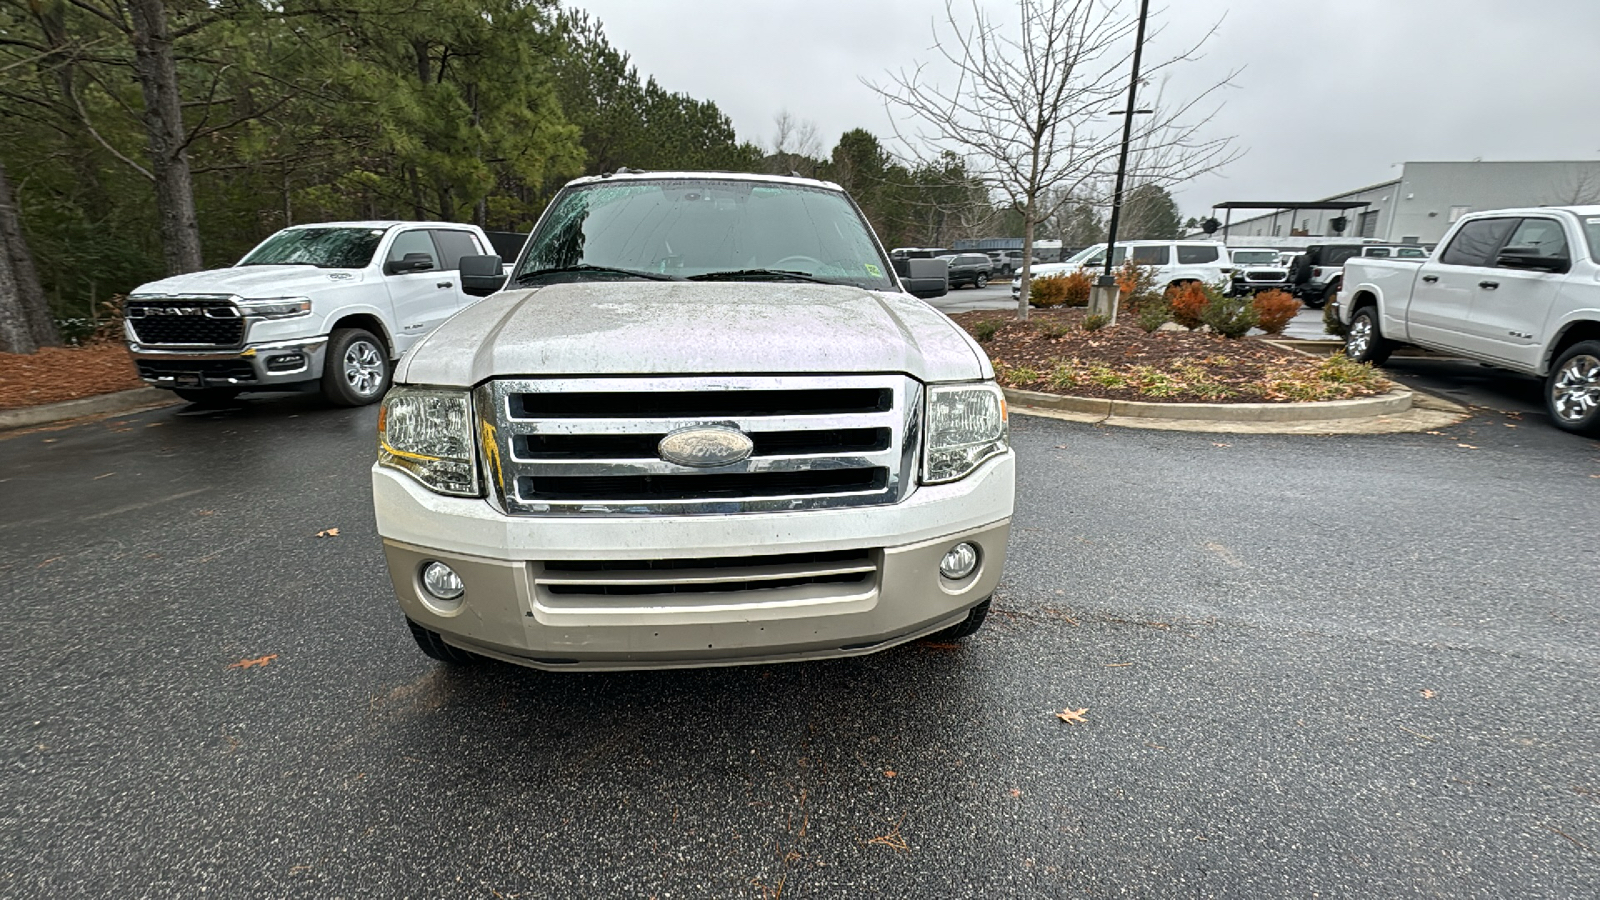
[{"left": 1011, "top": 240, "right": 1231, "bottom": 299}]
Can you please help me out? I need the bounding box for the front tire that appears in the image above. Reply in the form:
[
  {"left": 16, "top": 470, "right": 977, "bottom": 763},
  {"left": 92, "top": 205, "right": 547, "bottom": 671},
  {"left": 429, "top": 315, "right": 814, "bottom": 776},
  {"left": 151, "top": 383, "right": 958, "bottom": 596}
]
[
  {"left": 975, "top": 273, "right": 990, "bottom": 288},
  {"left": 407, "top": 619, "right": 480, "bottom": 664},
  {"left": 1546, "top": 340, "right": 1600, "bottom": 436},
  {"left": 322, "top": 327, "right": 391, "bottom": 407},
  {"left": 928, "top": 597, "right": 990, "bottom": 641},
  {"left": 1344, "top": 306, "right": 1392, "bottom": 365}
]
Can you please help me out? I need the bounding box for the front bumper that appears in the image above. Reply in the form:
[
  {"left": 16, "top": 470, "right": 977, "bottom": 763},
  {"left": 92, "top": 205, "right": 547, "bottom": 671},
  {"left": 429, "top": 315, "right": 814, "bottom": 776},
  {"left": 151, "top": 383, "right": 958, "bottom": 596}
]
[
  {"left": 373, "top": 452, "right": 1015, "bottom": 671},
  {"left": 128, "top": 336, "right": 329, "bottom": 390}
]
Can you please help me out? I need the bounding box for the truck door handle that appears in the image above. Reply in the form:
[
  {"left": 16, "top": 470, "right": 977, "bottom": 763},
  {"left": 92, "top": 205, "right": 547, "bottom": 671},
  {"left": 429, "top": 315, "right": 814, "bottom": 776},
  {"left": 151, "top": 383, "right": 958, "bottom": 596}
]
[
  {"left": 1421, "top": 275, "right": 1439, "bottom": 283},
  {"left": 436, "top": 281, "right": 454, "bottom": 289},
  {"left": 1478, "top": 280, "right": 1499, "bottom": 290}
]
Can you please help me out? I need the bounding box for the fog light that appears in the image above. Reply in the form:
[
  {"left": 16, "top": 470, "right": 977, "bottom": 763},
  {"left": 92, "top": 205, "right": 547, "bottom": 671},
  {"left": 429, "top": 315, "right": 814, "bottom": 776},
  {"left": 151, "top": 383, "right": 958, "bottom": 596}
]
[
  {"left": 421, "top": 561, "right": 464, "bottom": 600},
  {"left": 939, "top": 542, "right": 979, "bottom": 580}
]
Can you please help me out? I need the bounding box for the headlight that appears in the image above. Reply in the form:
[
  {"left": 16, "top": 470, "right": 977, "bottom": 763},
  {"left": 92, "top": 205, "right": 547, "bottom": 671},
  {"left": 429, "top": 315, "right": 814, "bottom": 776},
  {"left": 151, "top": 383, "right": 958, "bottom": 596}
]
[
  {"left": 237, "top": 297, "right": 311, "bottom": 319},
  {"left": 378, "top": 386, "right": 480, "bottom": 496},
  {"left": 923, "top": 382, "right": 1008, "bottom": 484}
]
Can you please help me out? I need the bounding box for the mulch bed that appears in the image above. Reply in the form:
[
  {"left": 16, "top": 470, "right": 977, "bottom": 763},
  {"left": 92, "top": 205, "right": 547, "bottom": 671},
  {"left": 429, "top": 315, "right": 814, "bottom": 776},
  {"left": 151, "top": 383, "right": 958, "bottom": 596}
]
[
  {"left": 0, "top": 343, "right": 145, "bottom": 411},
  {"left": 949, "top": 307, "right": 1387, "bottom": 404}
]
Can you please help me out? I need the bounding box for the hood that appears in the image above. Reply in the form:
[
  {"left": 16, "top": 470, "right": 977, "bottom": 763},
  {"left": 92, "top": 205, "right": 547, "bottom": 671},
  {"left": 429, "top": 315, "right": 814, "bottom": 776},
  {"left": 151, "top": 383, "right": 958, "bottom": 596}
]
[
  {"left": 131, "top": 265, "right": 367, "bottom": 298},
  {"left": 399, "top": 282, "right": 988, "bottom": 386}
]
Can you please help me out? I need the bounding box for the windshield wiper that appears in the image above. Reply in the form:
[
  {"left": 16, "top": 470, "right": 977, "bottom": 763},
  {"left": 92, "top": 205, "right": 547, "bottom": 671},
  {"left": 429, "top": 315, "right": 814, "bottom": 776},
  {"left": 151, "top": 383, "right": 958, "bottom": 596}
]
[
  {"left": 686, "top": 269, "right": 841, "bottom": 284},
  {"left": 515, "top": 264, "right": 681, "bottom": 284}
]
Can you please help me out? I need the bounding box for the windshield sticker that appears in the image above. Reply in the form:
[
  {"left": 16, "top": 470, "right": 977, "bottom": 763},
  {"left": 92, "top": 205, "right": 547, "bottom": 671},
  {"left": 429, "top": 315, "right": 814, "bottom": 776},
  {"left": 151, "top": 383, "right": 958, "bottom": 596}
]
[{"left": 865, "top": 263, "right": 882, "bottom": 277}]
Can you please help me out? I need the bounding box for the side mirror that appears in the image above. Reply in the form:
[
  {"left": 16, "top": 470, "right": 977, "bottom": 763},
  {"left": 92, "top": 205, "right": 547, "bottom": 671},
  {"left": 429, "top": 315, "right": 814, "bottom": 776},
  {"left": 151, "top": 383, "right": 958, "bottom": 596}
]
[
  {"left": 459, "top": 254, "right": 507, "bottom": 297},
  {"left": 1495, "top": 247, "right": 1569, "bottom": 273},
  {"left": 900, "top": 257, "right": 948, "bottom": 299},
  {"left": 385, "top": 252, "right": 435, "bottom": 275}
]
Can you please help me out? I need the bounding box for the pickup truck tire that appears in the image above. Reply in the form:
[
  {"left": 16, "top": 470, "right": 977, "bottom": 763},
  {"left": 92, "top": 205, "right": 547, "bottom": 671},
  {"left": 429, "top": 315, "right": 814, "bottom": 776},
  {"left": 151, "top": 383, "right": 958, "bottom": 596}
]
[
  {"left": 1344, "top": 307, "right": 1392, "bottom": 365},
  {"left": 927, "top": 596, "right": 991, "bottom": 641},
  {"left": 1546, "top": 341, "right": 1600, "bottom": 435},
  {"left": 322, "top": 328, "right": 392, "bottom": 407},
  {"left": 406, "top": 618, "right": 480, "bottom": 664},
  {"left": 173, "top": 388, "right": 239, "bottom": 406}
]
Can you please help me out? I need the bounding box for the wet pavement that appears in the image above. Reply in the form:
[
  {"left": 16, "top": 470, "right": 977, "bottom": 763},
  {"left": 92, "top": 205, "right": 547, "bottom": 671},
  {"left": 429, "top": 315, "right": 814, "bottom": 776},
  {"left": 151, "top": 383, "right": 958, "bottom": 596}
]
[{"left": 1, "top": 390, "right": 1596, "bottom": 898}]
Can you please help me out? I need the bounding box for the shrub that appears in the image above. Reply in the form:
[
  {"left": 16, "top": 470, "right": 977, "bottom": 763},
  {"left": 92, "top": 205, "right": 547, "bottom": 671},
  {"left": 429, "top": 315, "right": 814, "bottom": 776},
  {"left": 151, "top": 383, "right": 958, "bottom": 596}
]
[
  {"left": 1083, "top": 313, "right": 1110, "bottom": 332},
  {"left": 1167, "top": 281, "right": 1210, "bottom": 329},
  {"left": 972, "top": 319, "right": 1003, "bottom": 342},
  {"left": 1030, "top": 269, "right": 1092, "bottom": 308},
  {"left": 1038, "top": 320, "right": 1071, "bottom": 339},
  {"left": 1251, "top": 290, "right": 1301, "bottom": 335},
  {"left": 1323, "top": 298, "right": 1349, "bottom": 337},
  {"left": 1136, "top": 300, "right": 1171, "bottom": 333},
  {"left": 1199, "top": 292, "right": 1259, "bottom": 339},
  {"left": 1115, "top": 259, "right": 1160, "bottom": 312}
]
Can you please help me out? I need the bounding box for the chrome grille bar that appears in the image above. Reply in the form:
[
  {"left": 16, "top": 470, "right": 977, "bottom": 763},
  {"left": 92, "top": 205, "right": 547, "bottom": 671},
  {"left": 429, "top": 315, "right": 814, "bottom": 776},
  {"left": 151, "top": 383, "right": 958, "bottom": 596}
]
[{"left": 477, "top": 375, "right": 922, "bottom": 516}]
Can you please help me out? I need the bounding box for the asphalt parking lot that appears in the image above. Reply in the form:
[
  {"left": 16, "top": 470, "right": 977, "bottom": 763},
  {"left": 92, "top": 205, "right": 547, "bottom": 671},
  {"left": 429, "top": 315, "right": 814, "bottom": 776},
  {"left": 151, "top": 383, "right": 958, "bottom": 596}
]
[{"left": 3, "top": 371, "right": 1596, "bottom": 898}]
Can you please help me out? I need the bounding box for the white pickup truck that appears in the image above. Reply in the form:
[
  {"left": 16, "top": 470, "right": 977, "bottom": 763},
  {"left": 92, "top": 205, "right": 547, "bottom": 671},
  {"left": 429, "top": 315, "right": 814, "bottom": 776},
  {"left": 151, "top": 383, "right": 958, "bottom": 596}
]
[
  {"left": 371, "top": 171, "right": 1014, "bottom": 671},
  {"left": 1337, "top": 206, "right": 1600, "bottom": 434},
  {"left": 125, "top": 221, "right": 503, "bottom": 406}
]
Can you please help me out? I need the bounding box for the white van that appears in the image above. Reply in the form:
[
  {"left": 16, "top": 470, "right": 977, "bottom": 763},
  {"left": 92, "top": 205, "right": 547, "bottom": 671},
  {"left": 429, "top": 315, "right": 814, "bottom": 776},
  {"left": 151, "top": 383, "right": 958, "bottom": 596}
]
[{"left": 1011, "top": 239, "right": 1231, "bottom": 299}]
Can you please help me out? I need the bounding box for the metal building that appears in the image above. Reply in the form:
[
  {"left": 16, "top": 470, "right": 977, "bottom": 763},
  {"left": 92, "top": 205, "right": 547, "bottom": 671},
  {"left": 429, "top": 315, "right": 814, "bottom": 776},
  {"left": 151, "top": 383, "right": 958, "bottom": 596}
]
[{"left": 1198, "top": 160, "right": 1600, "bottom": 246}]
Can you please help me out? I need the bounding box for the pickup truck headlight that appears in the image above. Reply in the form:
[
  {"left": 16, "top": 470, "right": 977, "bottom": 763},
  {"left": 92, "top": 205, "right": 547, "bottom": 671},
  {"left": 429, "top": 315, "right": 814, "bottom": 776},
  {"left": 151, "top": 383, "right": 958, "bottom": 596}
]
[
  {"left": 237, "top": 297, "right": 311, "bottom": 319},
  {"left": 923, "top": 382, "right": 1008, "bottom": 484},
  {"left": 378, "top": 387, "right": 480, "bottom": 497}
]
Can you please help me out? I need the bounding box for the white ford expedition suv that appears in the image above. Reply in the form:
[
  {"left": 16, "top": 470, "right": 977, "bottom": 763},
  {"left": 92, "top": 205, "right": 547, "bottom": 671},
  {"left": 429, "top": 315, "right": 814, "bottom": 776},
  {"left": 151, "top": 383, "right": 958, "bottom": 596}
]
[
  {"left": 372, "top": 172, "right": 1015, "bottom": 670},
  {"left": 126, "top": 221, "right": 500, "bottom": 406},
  {"left": 1338, "top": 206, "right": 1600, "bottom": 435}
]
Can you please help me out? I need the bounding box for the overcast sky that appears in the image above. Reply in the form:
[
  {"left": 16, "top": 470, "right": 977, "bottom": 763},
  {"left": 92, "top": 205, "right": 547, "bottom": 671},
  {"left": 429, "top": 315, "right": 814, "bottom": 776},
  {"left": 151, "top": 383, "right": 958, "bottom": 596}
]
[{"left": 576, "top": 0, "right": 1600, "bottom": 221}]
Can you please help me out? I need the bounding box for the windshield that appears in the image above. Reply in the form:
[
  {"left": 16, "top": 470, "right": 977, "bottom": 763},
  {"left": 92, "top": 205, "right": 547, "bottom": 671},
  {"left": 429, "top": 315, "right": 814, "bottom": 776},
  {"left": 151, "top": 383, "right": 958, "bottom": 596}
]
[
  {"left": 513, "top": 178, "right": 896, "bottom": 290},
  {"left": 239, "top": 227, "right": 385, "bottom": 269},
  {"left": 1231, "top": 250, "right": 1279, "bottom": 265}
]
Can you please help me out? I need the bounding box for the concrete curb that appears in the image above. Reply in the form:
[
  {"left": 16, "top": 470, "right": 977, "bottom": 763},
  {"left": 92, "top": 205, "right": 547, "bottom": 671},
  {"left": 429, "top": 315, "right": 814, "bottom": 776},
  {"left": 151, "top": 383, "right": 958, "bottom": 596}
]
[
  {"left": 1003, "top": 387, "right": 1415, "bottom": 423},
  {"left": 0, "top": 388, "right": 179, "bottom": 432}
]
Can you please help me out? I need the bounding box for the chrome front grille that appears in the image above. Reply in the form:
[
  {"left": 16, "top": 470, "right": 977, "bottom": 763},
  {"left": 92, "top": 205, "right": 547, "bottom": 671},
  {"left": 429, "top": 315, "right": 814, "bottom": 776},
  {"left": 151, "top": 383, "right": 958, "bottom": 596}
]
[
  {"left": 126, "top": 297, "right": 244, "bottom": 347},
  {"left": 476, "top": 375, "right": 922, "bottom": 516},
  {"left": 533, "top": 549, "right": 880, "bottom": 610}
]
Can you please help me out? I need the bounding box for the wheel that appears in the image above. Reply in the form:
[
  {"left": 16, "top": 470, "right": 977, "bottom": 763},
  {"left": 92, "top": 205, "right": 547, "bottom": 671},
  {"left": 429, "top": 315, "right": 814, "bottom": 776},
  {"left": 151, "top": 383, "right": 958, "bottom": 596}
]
[
  {"left": 1344, "top": 306, "right": 1392, "bottom": 365},
  {"left": 322, "top": 327, "right": 391, "bottom": 406},
  {"left": 407, "top": 618, "right": 480, "bottom": 664},
  {"left": 173, "top": 388, "right": 239, "bottom": 405},
  {"left": 975, "top": 273, "right": 990, "bottom": 288},
  {"left": 1546, "top": 340, "right": 1600, "bottom": 436},
  {"left": 928, "top": 597, "right": 990, "bottom": 641}
]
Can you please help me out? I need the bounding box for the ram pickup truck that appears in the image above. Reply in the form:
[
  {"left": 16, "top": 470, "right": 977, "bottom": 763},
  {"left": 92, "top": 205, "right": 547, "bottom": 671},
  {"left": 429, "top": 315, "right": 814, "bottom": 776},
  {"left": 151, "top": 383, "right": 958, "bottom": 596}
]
[
  {"left": 125, "top": 221, "right": 504, "bottom": 406},
  {"left": 1338, "top": 206, "right": 1600, "bottom": 435},
  {"left": 372, "top": 172, "right": 1014, "bottom": 671}
]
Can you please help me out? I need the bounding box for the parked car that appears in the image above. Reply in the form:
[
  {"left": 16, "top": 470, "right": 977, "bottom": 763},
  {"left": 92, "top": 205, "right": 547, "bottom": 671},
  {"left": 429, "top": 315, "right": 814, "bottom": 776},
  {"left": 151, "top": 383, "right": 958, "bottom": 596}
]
[
  {"left": 939, "top": 253, "right": 996, "bottom": 288},
  {"left": 125, "top": 221, "right": 504, "bottom": 406},
  {"left": 1288, "top": 243, "right": 1427, "bottom": 308},
  {"left": 1337, "top": 206, "right": 1600, "bottom": 435},
  {"left": 1228, "top": 248, "right": 1292, "bottom": 294},
  {"left": 1011, "top": 239, "right": 1231, "bottom": 300},
  {"left": 374, "top": 171, "right": 1015, "bottom": 671},
  {"left": 889, "top": 247, "right": 952, "bottom": 260}
]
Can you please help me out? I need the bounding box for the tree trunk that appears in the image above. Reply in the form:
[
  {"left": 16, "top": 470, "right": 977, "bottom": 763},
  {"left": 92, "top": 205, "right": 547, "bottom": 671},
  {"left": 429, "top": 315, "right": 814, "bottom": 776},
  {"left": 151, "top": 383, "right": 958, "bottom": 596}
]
[
  {"left": 126, "top": 0, "right": 204, "bottom": 274},
  {"left": 0, "top": 161, "right": 58, "bottom": 347},
  {"left": 1017, "top": 199, "right": 1036, "bottom": 321}
]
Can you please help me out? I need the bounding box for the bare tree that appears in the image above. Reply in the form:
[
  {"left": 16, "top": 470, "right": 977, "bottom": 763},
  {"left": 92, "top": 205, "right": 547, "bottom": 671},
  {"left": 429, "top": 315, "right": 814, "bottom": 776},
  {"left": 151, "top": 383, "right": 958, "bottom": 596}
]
[
  {"left": 769, "top": 110, "right": 824, "bottom": 176},
  {"left": 869, "top": 0, "right": 1237, "bottom": 318},
  {"left": 1549, "top": 168, "right": 1600, "bottom": 206}
]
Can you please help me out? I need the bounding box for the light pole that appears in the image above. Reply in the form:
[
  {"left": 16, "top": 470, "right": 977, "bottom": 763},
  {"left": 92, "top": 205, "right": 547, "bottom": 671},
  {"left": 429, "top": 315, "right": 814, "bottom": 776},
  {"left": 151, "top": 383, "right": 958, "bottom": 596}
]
[{"left": 1092, "top": 0, "right": 1152, "bottom": 321}]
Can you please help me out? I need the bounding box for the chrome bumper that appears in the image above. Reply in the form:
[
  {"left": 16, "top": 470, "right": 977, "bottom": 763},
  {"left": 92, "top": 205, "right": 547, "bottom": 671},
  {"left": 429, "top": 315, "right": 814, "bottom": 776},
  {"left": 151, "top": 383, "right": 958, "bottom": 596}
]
[{"left": 128, "top": 336, "right": 330, "bottom": 389}]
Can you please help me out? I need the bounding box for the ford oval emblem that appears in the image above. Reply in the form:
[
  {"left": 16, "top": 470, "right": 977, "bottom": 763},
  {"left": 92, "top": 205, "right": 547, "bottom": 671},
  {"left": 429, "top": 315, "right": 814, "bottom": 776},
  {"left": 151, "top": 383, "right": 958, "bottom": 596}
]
[{"left": 658, "top": 425, "right": 754, "bottom": 468}]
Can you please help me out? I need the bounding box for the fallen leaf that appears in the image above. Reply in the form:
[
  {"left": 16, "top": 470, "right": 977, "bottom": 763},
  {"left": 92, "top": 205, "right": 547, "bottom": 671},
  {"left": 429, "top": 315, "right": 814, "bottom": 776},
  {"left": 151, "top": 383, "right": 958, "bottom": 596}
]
[
  {"left": 1008, "top": 788, "right": 1022, "bottom": 798},
  {"left": 1211, "top": 442, "right": 1231, "bottom": 448},
  {"left": 196, "top": 509, "right": 215, "bottom": 516},
  {"left": 93, "top": 472, "right": 115, "bottom": 480},
  {"left": 883, "top": 770, "right": 896, "bottom": 778},
  {"left": 1457, "top": 443, "right": 1478, "bottom": 449},
  {"left": 228, "top": 654, "right": 278, "bottom": 670},
  {"left": 1421, "top": 689, "right": 1437, "bottom": 699},
  {"left": 1504, "top": 423, "right": 1516, "bottom": 428},
  {"left": 316, "top": 528, "right": 340, "bottom": 538},
  {"left": 1425, "top": 431, "right": 1443, "bottom": 435},
  {"left": 1055, "top": 707, "right": 1089, "bottom": 724}
]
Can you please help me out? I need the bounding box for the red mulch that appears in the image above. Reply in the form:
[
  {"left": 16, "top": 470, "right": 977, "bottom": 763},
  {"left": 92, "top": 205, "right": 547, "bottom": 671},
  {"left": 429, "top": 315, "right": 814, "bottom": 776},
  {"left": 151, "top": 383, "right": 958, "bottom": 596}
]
[{"left": 0, "top": 343, "right": 145, "bottom": 411}]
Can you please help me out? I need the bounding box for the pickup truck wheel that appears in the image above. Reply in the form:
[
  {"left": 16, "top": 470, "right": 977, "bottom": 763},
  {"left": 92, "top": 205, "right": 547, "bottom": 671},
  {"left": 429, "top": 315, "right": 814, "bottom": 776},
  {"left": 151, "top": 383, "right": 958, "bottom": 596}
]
[
  {"left": 1344, "top": 307, "right": 1392, "bottom": 365},
  {"left": 975, "top": 273, "right": 989, "bottom": 288},
  {"left": 173, "top": 388, "right": 239, "bottom": 406},
  {"left": 322, "top": 328, "right": 391, "bottom": 407},
  {"left": 927, "top": 597, "right": 991, "bottom": 641},
  {"left": 407, "top": 618, "right": 480, "bottom": 664},
  {"left": 1546, "top": 341, "right": 1600, "bottom": 435}
]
